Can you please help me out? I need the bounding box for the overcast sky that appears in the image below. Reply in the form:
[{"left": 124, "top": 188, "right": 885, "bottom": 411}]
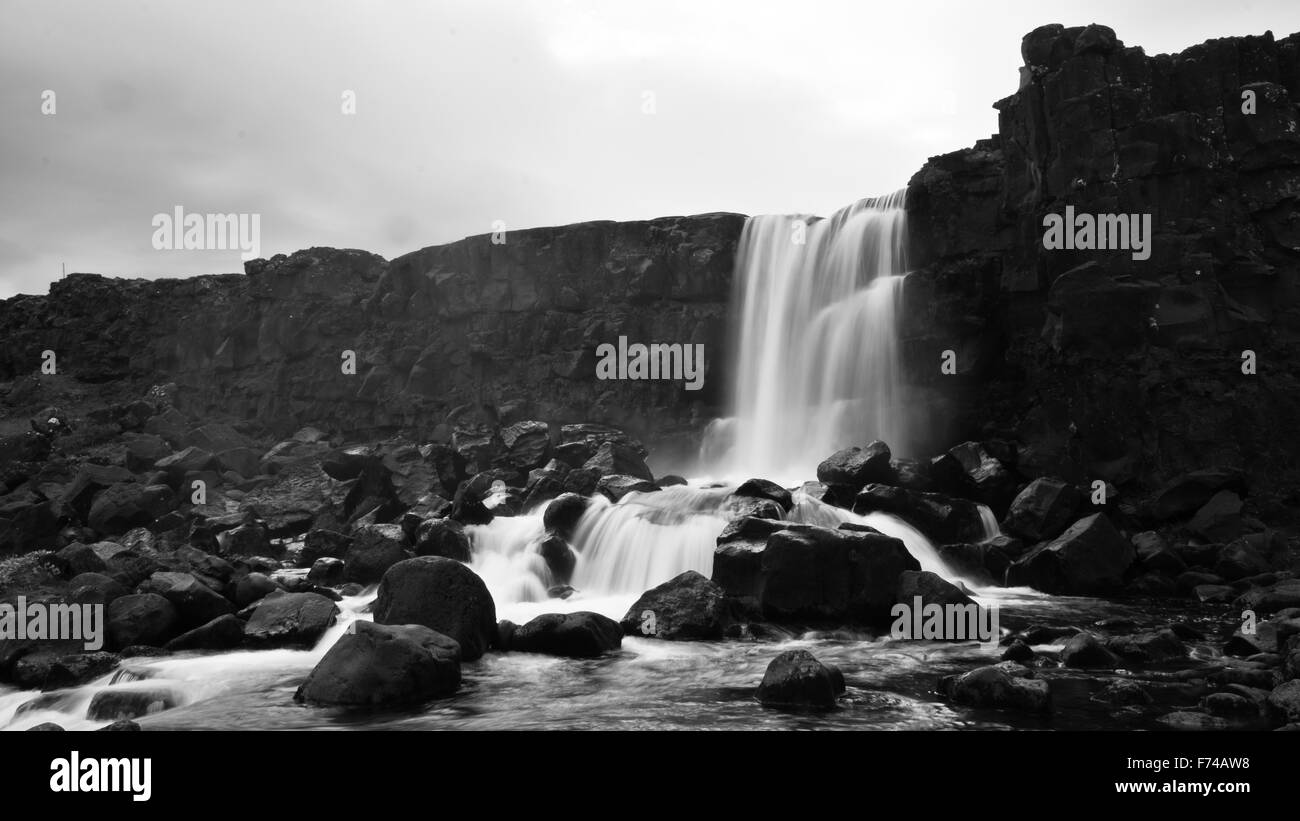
[{"left": 2, "top": 0, "right": 1298, "bottom": 298}]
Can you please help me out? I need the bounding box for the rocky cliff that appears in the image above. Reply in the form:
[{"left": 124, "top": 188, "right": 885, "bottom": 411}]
[
  {"left": 0, "top": 214, "right": 744, "bottom": 462},
  {"left": 903, "top": 23, "right": 1300, "bottom": 521}
]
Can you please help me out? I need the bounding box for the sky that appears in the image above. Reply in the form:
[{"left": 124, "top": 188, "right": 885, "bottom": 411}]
[{"left": 2, "top": 0, "right": 1298, "bottom": 298}]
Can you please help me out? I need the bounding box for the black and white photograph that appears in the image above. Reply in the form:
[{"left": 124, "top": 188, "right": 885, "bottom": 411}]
[{"left": 1, "top": 0, "right": 1299, "bottom": 804}]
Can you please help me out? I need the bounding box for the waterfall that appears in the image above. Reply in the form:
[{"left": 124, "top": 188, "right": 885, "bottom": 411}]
[
  {"left": 710, "top": 190, "right": 913, "bottom": 483},
  {"left": 461, "top": 188, "right": 958, "bottom": 616}
]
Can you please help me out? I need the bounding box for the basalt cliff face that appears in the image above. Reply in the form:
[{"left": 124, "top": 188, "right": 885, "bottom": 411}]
[
  {"left": 2, "top": 24, "right": 1300, "bottom": 513},
  {"left": 0, "top": 215, "right": 744, "bottom": 460},
  {"left": 903, "top": 23, "right": 1300, "bottom": 520}
]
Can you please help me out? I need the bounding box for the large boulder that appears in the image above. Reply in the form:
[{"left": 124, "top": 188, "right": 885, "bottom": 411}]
[
  {"left": 1001, "top": 477, "right": 1082, "bottom": 542},
  {"left": 498, "top": 421, "right": 552, "bottom": 472},
  {"left": 413, "top": 518, "right": 471, "bottom": 562},
  {"left": 137, "top": 571, "right": 235, "bottom": 629},
  {"left": 711, "top": 516, "right": 792, "bottom": 604},
  {"left": 619, "top": 571, "right": 734, "bottom": 640},
  {"left": 1006, "top": 513, "right": 1134, "bottom": 595},
  {"left": 87, "top": 484, "right": 176, "bottom": 534},
  {"left": 372, "top": 557, "right": 497, "bottom": 661},
  {"left": 106, "top": 594, "right": 179, "bottom": 650},
  {"left": 596, "top": 474, "right": 659, "bottom": 502},
  {"left": 932, "top": 442, "right": 1017, "bottom": 514},
  {"left": 816, "top": 442, "right": 892, "bottom": 490},
  {"left": 713, "top": 522, "right": 920, "bottom": 626},
  {"left": 243, "top": 592, "right": 339, "bottom": 647},
  {"left": 756, "top": 649, "right": 845, "bottom": 708},
  {"left": 581, "top": 441, "right": 653, "bottom": 482},
  {"left": 543, "top": 493, "right": 589, "bottom": 541},
  {"left": 853, "top": 484, "right": 987, "bottom": 543},
  {"left": 343, "top": 524, "right": 409, "bottom": 584},
  {"left": 295, "top": 621, "right": 461, "bottom": 706},
  {"left": 501, "top": 612, "right": 622, "bottom": 658},
  {"left": 731, "top": 478, "right": 793, "bottom": 513},
  {"left": 164, "top": 614, "right": 246, "bottom": 651},
  {"left": 939, "top": 664, "right": 1051, "bottom": 713}
]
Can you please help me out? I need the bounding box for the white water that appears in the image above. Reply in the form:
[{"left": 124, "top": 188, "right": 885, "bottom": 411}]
[{"left": 705, "top": 190, "right": 913, "bottom": 483}]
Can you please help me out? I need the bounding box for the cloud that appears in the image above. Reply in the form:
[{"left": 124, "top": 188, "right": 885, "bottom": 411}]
[{"left": 2, "top": 0, "right": 1298, "bottom": 297}]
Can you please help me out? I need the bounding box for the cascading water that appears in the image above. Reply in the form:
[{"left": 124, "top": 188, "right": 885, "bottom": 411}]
[
  {"left": 707, "top": 190, "right": 913, "bottom": 482},
  {"left": 469, "top": 189, "right": 957, "bottom": 617}
]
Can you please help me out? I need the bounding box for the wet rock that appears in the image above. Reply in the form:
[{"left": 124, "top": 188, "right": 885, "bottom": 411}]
[
  {"left": 295, "top": 621, "right": 461, "bottom": 706},
  {"left": 939, "top": 665, "right": 1051, "bottom": 713},
  {"left": 106, "top": 594, "right": 179, "bottom": 651},
  {"left": 542, "top": 493, "right": 588, "bottom": 542},
  {"left": 713, "top": 522, "right": 920, "bottom": 626},
  {"left": 217, "top": 520, "right": 272, "bottom": 558},
  {"left": 538, "top": 535, "right": 576, "bottom": 584},
  {"left": 137, "top": 571, "right": 234, "bottom": 629},
  {"left": 582, "top": 441, "right": 653, "bottom": 482},
  {"left": 1233, "top": 580, "right": 1300, "bottom": 615},
  {"left": 343, "top": 524, "right": 409, "bottom": 584},
  {"left": 1204, "top": 692, "right": 1259, "bottom": 719},
  {"left": 1006, "top": 513, "right": 1134, "bottom": 595},
  {"left": 816, "top": 443, "right": 892, "bottom": 491},
  {"left": 757, "top": 649, "right": 845, "bottom": 709},
  {"left": 67, "top": 572, "right": 129, "bottom": 607},
  {"left": 934, "top": 441, "right": 1017, "bottom": 514},
  {"left": 1001, "top": 477, "right": 1083, "bottom": 543},
  {"left": 413, "top": 518, "right": 470, "bottom": 562},
  {"left": 372, "top": 556, "right": 497, "bottom": 661},
  {"left": 853, "top": 484, "right": 987, "bottom": 544},
  {"left": 243, "top": 592, "right": 338, "bottom": 647},
  {"left": 87, "top": 483, "right": 175, "bottom": 534},
  {"left": 50, "top": 542, "right": 108, "bottom": 577},
  {"left": 1149, "top": 469, "right": 1246, "bottom": 520},
  {"left": 732, "top": 478, "right": 793, "bottom": 512},
  {"left": 619, "top": 570, "right": 734, "bottom": 640},
  {"left": 307, "top": 558, "right": 345, "bottom": 586},
  {"left": 1105, "top": 629, "right": 1187, "bottom": 663},
  {"left": 164, "top": 614, "right": 245, "bottom": 651},
  {"left": 87, "top": 688, "right": 178, "bottom": 721},
  {"left": 596, "top": 474, "right": 659, "bottom": 502},
  {"left": 1094, "top": 679, "right": 1153, "bottom": 705},
  {"left": 502, "top": 611, "right": 622, "bottom": 658},
  {"left": 44, "top": 652, "right": 122, "bottom": 690},
  {"left": 1215, "top": 539, "right": 1272, "bottom": 581},
  {"left": 1157, "top": 711, "right": 1229, "bottom": 730},
  {"left": 894, "top": 570, "right": 974, "bottom": 608},
  {"left": 300, "top": 529, "right": 353, "bottom": 567},
  {"left": 1001, "top": 639, "right": 1034, "bottom": 663},
  {"left": 233, "top": 572, "right": 279, "bottom": 607},
  {"left": 26, "top": 723, "right": 64, "bottom": 731},
  {"left": 1060, "top": 632, "right": 1120, "bottom": 669}
]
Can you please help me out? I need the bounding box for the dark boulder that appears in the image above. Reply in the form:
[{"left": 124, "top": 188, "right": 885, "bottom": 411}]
[
  {"left": 164, "top": 614, "right": 245, "bottom": 651},
  {"left": 1006, "top": 513, "right": 1134, "bottom": 595},
  {"left": 816, "top": 442, "right": 892, "bottom": 490},
  {"left": 372, "top": 557, "right": 497, "bottom": 661},
  {"left": 243, "top": 592, "right": 339, "bottom": 647},
  {"left": 1001, "top": 477, "right": 1082, "bottom": 543},
  {"left": 543, "top": 493, "right": 589, "bottom": 542},
  {"left": 939, "top": 664, "right": 1050, "bottom": 713},
  {"left": 137, "top": 571, "right": 234, "bottom": 629},
  {"left": 756, "top": 649, "right": 845, "bottom": 709},
  {"left": 343, "top": 524, "right": 409, "bottom": 584},
  {"left": 501, "top": 611, "right": 622, "bottom": 658},
  {"left": 619, "top": 570, "right": 734, "bottom": 640},
  {"left": 413, "top": 517, "right": 471, "bottom": 562},
  {"left": 106, "top": 594, "right": 179, "bottom": 650},
  {"left": 853, "top": 484, "right": 987, "bottom": 544},
  {"left": 295, "top": 621, "right": 461, "bottom": 706}
]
